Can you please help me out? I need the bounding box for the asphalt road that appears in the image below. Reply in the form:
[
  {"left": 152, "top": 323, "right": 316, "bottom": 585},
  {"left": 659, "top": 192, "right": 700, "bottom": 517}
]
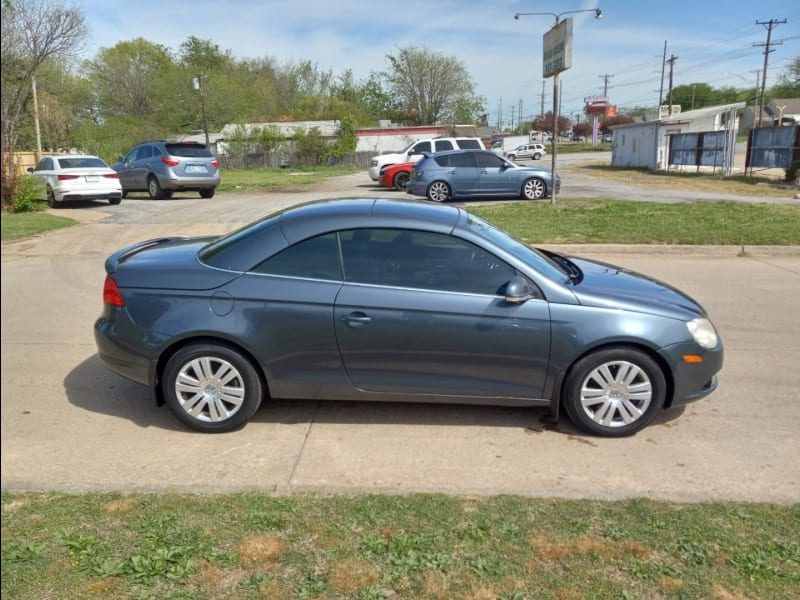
[{"left": 2, "top": 160, "right": 799, "bottom": 503}]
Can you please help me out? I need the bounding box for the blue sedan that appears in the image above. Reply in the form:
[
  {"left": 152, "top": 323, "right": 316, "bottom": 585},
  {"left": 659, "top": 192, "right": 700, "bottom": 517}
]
[
  {"left": 407, "top": 149, "right": 559, "bottom": 202},
  {"left": 94, "top": 198, "right": 722, "bottom": 436}
]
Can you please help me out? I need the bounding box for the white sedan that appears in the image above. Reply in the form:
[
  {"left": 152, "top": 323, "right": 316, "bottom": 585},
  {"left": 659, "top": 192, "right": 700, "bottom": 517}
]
[{"left": 28, "top": 154, "right": 123, "bottom": 208}]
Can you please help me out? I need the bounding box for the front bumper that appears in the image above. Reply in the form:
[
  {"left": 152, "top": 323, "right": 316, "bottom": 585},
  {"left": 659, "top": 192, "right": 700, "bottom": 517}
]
[{"left": 659, "top": 341, "right": 724, "bottom": 407}]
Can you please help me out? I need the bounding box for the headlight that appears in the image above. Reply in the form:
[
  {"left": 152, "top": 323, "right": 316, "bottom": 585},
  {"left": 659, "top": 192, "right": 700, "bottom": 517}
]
[
  {"left": 687, "top": 318, "right": 718, "bottom": 349},
  {"left": 370, "top": 160, "right": 378, "bottom": 167}
]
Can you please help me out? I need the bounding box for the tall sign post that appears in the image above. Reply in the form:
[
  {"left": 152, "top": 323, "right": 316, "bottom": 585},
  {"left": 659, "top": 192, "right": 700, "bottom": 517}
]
[
  {"left": 542, "top": 18, "right": 573, "bottom": 204},
  {"left": 515, "top": 8, "right": 602, "bottom": 205}
]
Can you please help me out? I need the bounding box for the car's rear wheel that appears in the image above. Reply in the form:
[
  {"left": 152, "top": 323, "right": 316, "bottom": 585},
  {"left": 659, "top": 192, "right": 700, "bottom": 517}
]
[
  {"left": 46, "top": 186, "right": 57, "bottom": 208},
  {"left": 393, "top": 171, "right": 410, "bottom": 191},
  {"left": 563, "top": 347, "right": 666, "bottom": 437},
  {"left": 121, "top": 190, "right": 128, "bottom": 199},
  {"left": 426, "top": 181, "right": 451, "bottom": 202},
  {"left": 147, "top": 176, "right": 165, "bottom": 199},
  {"left": 521, "top": 177, "right": 546, "bottom": 200},
  {"left": 109, "top": 197, "right": 121, "bottom": 205},
  {"left": 200, "top": 188, "right": 215, "bottom": 198},
  {"left": 533, "top": 153, "right": 542, "bottom": 160},
  {"left": 163, "top": 342, "right": 264, "bottom": 433}
]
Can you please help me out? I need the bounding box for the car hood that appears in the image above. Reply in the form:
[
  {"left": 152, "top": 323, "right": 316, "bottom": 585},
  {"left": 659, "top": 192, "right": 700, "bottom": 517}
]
[
  {"left": 106, "top": 236, "right": 238, "bottom": 290},
  {"left": 568, "top": 256, "right": 706, "bottom": 320}
]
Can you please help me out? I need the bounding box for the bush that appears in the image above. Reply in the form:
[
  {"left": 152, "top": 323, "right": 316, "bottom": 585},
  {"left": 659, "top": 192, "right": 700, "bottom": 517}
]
[{"left": 9, "top": 175, "right": 44, "bottom": 213}]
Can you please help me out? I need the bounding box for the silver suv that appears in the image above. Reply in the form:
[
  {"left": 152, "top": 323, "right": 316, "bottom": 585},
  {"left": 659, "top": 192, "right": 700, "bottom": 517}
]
[
  {"left": 505, "top": 143, "right": 546, "bottom": 161},
  {"left": 114, "top": 140, "right": 220, "bottom": 199}
]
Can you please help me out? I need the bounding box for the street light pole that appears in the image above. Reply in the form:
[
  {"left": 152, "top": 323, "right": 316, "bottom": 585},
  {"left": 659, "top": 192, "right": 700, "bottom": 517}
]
[{"left": 515, "top": 8, "right": 602, "bottom": 204}]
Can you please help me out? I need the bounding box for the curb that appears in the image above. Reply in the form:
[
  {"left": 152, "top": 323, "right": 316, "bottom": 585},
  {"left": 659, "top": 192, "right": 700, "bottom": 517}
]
[{"left": 542, "top": 244, "right": 800, "bottom": 256}]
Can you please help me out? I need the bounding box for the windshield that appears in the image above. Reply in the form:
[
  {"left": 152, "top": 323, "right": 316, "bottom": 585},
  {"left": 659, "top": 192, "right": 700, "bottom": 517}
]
[{"left": 464, "top": 214, "right": 569, "bottom": 281}]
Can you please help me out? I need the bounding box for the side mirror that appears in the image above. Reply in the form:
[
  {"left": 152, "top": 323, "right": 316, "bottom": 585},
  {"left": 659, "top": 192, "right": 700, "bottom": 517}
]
[
  {"left": 117, "top": 156, "right": 123, "bottom": 163},
  {"left": 27, "top": 167, "right": 34, "bottom": 174},
  {"left": 505, "top": 275, "right": 533, "bottom": 304}
]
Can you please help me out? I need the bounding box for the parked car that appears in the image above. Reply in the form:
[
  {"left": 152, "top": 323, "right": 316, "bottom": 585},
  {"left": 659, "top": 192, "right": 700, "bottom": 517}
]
[
  {"left": 94, "top": 197, "right": 723, "bottom": 437},
  {"left": 368, "top": 137, "right": 484, "bottom": 181},
  {"left": 113, "top": 140, "right": 220, "bottom": 199},
  {"left": 505, "top": 143, "right": 546, "bottom": 161},
  {"left": 379, "top": 161, "right": 414, "bottom": 191},
  {"left": 603, "top": 132, "right": 613, "bottom": 143},
  {"left": 571, "top": 134, "right": 586, "bottom": 142},
  {"left": 406, "top": 149, "right": 559, "bottom": 202},
  {"left": 27, "top": 154, "right": 122, "bottom": 208}
]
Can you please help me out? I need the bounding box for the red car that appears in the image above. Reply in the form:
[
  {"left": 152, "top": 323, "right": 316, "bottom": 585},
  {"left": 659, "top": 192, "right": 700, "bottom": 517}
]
[{"left": 379, "top": 161, "right": 414, "bottom": 191}]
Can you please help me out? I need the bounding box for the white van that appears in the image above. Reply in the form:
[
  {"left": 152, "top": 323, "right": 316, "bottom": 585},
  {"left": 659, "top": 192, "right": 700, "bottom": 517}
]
[{"left": 368, "top": 137, "right": 485, "bottom": 181}]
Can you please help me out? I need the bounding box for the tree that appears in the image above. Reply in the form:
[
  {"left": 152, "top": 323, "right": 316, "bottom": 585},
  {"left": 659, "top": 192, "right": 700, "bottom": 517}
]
[
  {"left": 383, "top": 46, "right": 484, "bottom": 125},
  {"left": 1, "top": 0, "right": 87, "bottom": 208},
  {"left": 769, "top": 55, "right": 800, "bottom": 98}
]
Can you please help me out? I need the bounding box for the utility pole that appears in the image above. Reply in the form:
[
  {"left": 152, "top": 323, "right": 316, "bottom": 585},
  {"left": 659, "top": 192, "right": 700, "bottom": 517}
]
[
  {"left": 32, "top": 76, "right": 43, "bottom": 161},
  {"left": 193, "top": 74, "right": 211, "bottom": 147},
  {"left": 539, "top": 81, "right": 546, "bottom": 118},
  {"left": 658, "top": 41, "right": 667, "bottom": 108},
  {"left": 599, "top": 73, "right": 614, "bottom": 97},
  {"left": 754, "top": 18, "right": 785, "bottom": 128},
  {"left": 666, "top": 54, "right": 678, "bottom": 115},
  {"left": 510, "top": 104, "right": 516, "bottom": 130}
]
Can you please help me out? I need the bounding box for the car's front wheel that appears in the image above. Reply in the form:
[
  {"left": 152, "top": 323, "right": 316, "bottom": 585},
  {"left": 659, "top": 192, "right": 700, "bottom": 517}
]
[
  {"left": 162, "top": 342, "right": 264, "bottom": 433},
  {"left": 562, "top": 347, "right": 666, "bottom": 437},
  {"left": 147, "top": 176, "right": 165, "bottom": 200},
  {"left": 393, "top": 171, "right": 410, "bottom": 191},
  {"left": 426, "top": 181, "right": 451, "bottom": 202},
  {"left": 507, "top": 154, "right": 517, "bottom": 160},
  {"left": 521, "top": 177, "right": 546, "bottom": 200}
]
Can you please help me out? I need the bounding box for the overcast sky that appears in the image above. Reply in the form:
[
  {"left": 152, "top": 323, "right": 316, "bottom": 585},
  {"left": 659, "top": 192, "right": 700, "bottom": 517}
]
[{"left": 78, "top": 0, "right": 799, "bottom": 127}]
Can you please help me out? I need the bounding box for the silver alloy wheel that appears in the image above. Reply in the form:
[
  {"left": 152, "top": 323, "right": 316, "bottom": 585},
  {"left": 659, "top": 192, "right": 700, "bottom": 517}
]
[
  {"left": 426, "top": 181, "right": 450, "bottom": 202},
  {"left": 578, "top": 360, "right": 653, "bottom": 428},
  {"left": 174, "top": 356, "right": 246, "bottom": 423},
  {"left": 522, "top": 178, "right": 545, "bottom": 200}
]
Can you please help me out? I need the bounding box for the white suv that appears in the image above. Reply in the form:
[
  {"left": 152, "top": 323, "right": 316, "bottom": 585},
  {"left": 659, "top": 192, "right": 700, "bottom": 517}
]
[
  {"left": 505, "top": 144, "right": 547, "bottom": 161},
  {"left": 368, "top": 137, "right": 485, "bottom": 181}
]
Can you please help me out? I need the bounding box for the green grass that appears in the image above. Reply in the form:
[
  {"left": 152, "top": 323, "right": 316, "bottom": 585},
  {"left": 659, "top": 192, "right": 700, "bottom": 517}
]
[
  {"left": 470, "top": 200, "right": 800, "bottom": 245},
  {"left": 2, "top": 492, "right": 798, "bottom": 599},
  {"left": 217, "top": 165, "right": 361, "bottom": 192},
  {"left": 1, "top": 210, "right": 78, "bottom": 241}
]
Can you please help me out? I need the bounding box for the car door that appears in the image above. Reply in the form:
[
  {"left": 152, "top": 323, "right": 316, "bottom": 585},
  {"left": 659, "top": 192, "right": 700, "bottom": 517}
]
[
  {"left": 334, "top": 229, "right": 551, "bottom": 400},
  {"left": 119, "top": 145, "right": 151, "bottom": 190},
  {"left": 440, "top": 151, "right": 479, "bottom": 196},
  {"left": 474, "top": 152, "right": 513, "bottom": 195}
]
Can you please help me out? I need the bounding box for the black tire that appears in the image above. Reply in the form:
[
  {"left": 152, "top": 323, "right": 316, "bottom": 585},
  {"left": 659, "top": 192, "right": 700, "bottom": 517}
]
[
  {"left": 200, "top": 188, "right": 215, "bottom": 198},
  {"left": 521, "top": 177, "right": 546, "bottom": 200},
  {"left": 562, "top": 347, "right": 666, "bottom": 437},
  {"left": 507, "top": 153, "right": 517, "bottom": 160},
  {"left": 147, "top": 175, "right": 165, "bottom": 199},
  {"left": 162, "top": 342, "right": 264, "bottom": 433},
  {"left": 533, "top": 153, "right": 542, "bottom": 160},
  {"left": 121, "top": 190, "right": 128, "bottom": 199},
  {"left": 46, "top": 187, "right": 57, "bottom": 208},
  {"left": 393, "top": 171, "right": 410, "bottom": 191},
  {"left": 426, "top": 181, "right": 451, "bottom": 202},
  {"left": 109, "top": 197, "right": 121, "bottom": 205}
]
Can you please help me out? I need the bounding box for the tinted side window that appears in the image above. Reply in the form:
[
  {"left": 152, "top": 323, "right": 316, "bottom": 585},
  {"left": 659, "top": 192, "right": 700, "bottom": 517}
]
[
  {"left": 434, "top": 140, "right": 454, "bottom": 151},
  {"left": 134, "top": 146, "right": 152, "bottom": 161},
  {"left": 474, "top": 152, "right": 505, "bottom": 168},
  {"left": 457, "top": 139, "right": 482, "bottom": 149},
  {"left": 411, "top": 141, "right": 431, "bottom": 154},
  {"left": 434, "top": 153, "right": 473, "bottom": 168},
  {"left": 341, "top": 228, "right": 514, "bottom": 295},
  {"left": 36, "top": 157, "right": 52, "bottom": 170},
  {"left": 252, "top": 233, "right": 342, "bottom": 280}
]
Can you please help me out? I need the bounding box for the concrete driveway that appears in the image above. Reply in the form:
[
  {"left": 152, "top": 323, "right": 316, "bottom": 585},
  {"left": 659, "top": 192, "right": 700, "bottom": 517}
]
[{"left": 2, "top": 171, "right": 799, "bottom": 503}]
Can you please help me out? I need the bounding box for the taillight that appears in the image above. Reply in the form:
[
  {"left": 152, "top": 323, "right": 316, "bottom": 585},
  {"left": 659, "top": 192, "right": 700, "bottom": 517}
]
[
  {"left": 57, "top": 174, "right": 79, "bottom": 181},
  {"left": 103, "top": 173, "right": 120, "bottom": 179},
  {"left": 161, "top": 157, "right": 180, "bottom": 167},
  {"left": 211, "top": 159, "right": 219, "bottom": 168},
  {"left": 103, "top": 275, "right": 125, "bottom": 307}
]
